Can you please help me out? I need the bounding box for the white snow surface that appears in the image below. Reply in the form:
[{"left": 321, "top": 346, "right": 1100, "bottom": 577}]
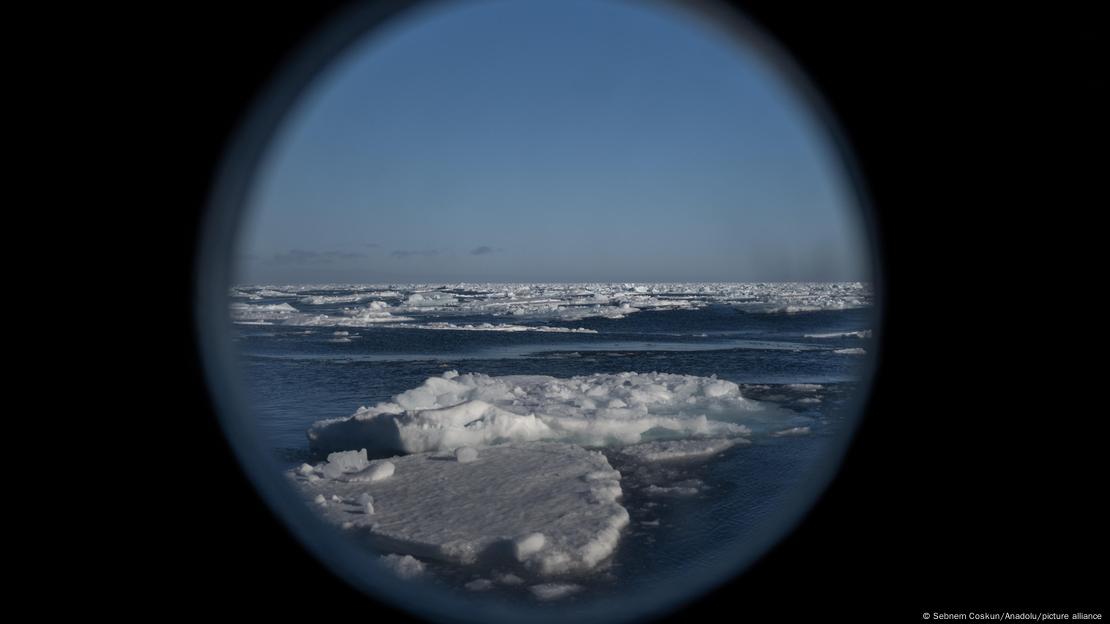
[
  {"left": 307, "top": 370, "right": 767, "bottom": 455},
  {"left": 291, "top": 442, "right": 630, "bottom": 576}
]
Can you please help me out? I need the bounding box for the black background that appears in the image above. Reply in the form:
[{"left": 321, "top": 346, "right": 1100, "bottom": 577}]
[{"left": 145, "top": 1, "right": 1104, "bottom": 620}]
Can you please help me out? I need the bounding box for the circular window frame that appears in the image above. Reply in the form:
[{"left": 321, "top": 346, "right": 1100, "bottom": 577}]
[{"left": 193, "top": 1, "right": 886, "bottom": 622}]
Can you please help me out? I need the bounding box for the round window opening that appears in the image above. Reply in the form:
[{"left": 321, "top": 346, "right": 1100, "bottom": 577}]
[{"left": 196, "top": 1, "right": 883, "bottom": 622}]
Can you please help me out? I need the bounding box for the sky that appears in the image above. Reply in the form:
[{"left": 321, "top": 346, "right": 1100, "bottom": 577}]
[{"left": 235, "top": 0, "right": 871, "bottom": 284}]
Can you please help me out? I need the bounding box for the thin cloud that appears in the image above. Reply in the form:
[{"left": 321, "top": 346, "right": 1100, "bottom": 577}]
[
  {"left": 271, "top": 249, "right": 367, "bottom": 265},
  {"left": 390, "top": 249, "right": 440, "bottom": 258},
  {"left": 470, "top": 245, "right": 502, "bottom": 256}
]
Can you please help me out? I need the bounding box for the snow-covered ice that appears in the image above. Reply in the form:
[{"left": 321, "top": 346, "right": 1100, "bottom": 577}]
[
  {"left": 465, "top": 578, "right": 494, "bottom": 591},
  {"left": 495, "top": 572, "right": 524, "bottom": 586},
  {"left": 529, "top": 583, "right": 583, "bottom": 601},
  {"left": 232, "top": 282, "right": 872, "bottom": 328},
  {"left": 513, "top": 533, "right": 547, "bottom": 560},
  {"left": 380, "top": 554, "right": 426, "bottom": 579},
  {"left": 772, "top": 426, "right": 812, "bottom": 437},
  {"left": 805, "top": 330, "right": 872, "bottom": 339},
  {"left": 620, "top": 438, "right": 748, "bottom": 462},
  {"left": 347, "top": 461, "right": 395, "bottom": 483},
  {"left": 319, "top": 449, "right": 369, "bottom": 479},
  {"left": 238, "top": 282, "right": 866, "bottom": 597},
  {"left": 644, "top": 480, "right": 704, "bottom": 497},
  {"left": 308, "top": 371, "right": 771, "bottom": 455},
  {"left": 291, "top": 442, "right": 630, "bottom": 576},
  {"left": 394, "top": 322, "right": 597, "bottom": 334}
]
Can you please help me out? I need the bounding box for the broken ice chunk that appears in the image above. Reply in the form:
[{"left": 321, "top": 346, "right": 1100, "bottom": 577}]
[
  {"left": 529, "top": 583, "right": 582, "bottom": 601},
  {"left": 464, "top": 579, "right": 494, "bottom": 591},
  {"left": 347, "top": 461, "right": 395, "bottom": 483},
  {"left": 772, "top": 426, "right": 812, "bottom": 437},
  {"left": 319, "top": 449, "right": 369, "bottom": 479},
  {"left": 380, "top": 554, "right": 424, "bottom": 580},
  {"left": 513, "top": 532, "right": 546, "bottom": 560}
]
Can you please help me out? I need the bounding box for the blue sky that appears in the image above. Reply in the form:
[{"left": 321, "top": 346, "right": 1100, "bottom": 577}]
[{"left": 236, "top": 0, "right": 870, "bottom": 284}]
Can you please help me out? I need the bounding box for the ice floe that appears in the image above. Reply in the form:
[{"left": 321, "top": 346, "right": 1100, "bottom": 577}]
[
  {"left": 644, "top": 481, "right": 703, "bottom": 497},
  {"left": 300, "top": 293, "right": 382, "bottom": 305},
  {"left": 291, "top": 442, "right": 630, "bottom": 576},
  {"left": 289, "top": 371, "right": 824, "bottom": 589},
  {"left": 620, "top": 438, "right": 747, "bottom": 462},
  {"left": 772, "top": 426, "right": 812, "bottom": 437},
  {"left": 529, "top": 583, "right": 583, "bottom": 601},
  {"left": 380, "top": 554, "right": 426, "bottom": 579},
  {"left": 465, "top": 579, "right": 494, "bottom": 591},
  {"left": 307, "top": 371, "right": 771, "bottom": 455},
  {"left": 805, "top": 330, "right": 872, "bottom": 339}
]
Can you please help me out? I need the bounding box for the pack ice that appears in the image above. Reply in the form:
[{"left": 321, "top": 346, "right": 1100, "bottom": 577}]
[
  {"left": 231, "top": 282, "right": 872, "bottom": 327},
  {"left": 295, "top": 369, "right": 800, "bottom": 590},
  {"left": 291, "top": 443, "right": 629, "bottom": 576},
  {"left": 307, "top": 370, "right": 762, "bottom": 455}
]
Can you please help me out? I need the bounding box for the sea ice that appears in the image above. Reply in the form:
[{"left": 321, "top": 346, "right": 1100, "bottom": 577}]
[
  {"left": 319, "top": 449, "right": 369, "bottom": 479},
  {"left": 290, "top": 442, "right": 629, "bottom": 576},
  {"left": 495, "top": 572, "right": 524, "bottom": 586},
  {"left": 233, "top": 282, "right": 873, "bottom": 327},
  {"left": 465, "top": 579, "right": 494, "bottom": 591},
  {"left": 395, "top": 322, "right": 596, "bottom": 334},
  {"left": 529, "top": 583, "right": 583, "bottom": 601},
  {"left": 308, "top": 371, "right": 774, "bottom": 455},
  {"left": 346, "top": 461, "right": 394, "bottom": 483},
  {"left": 620, "top": 438, "right": 748, "bottom": 462},
  {"left": 644, "top": 482, "right": 702, "bottom": 497},
  {"left": 513, "top": 533, "right": 546, "bottom": 560},
  {"left": 380, "top": 554, "right": 425, "bottom": 580},
  {"left": 772, "top": 426, "right": 812, "bottom": 437},
  {"left": 357, "top": 492, "right": 375, "bottom": 514},
  {"left": 805, "top": 330, "right": 872, "bottom": 339}
]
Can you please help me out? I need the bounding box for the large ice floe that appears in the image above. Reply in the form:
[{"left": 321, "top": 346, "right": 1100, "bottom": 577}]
[
  {"left": 291, "top": 443, "right": 629, "bottom": 576},
  {"left": 290, "top": 370, "right": 801, "bottom": 591},
  {"left": 307, "top": 370, "right": 765, "bottom": 455}
]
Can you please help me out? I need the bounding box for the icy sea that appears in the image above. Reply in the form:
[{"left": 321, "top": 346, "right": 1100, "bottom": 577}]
[{"left": 231, "top": 283, "right": 874, "bottom": 605}]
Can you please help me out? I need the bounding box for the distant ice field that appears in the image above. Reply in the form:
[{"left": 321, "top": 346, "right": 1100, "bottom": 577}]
[{"left": 233, "top": 283, "right": 873, "bottom": 602}]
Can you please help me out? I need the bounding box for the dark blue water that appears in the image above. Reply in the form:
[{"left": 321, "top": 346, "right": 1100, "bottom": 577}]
[{"left": 235, "top": 299, "right": 873, "bottom": 601}]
